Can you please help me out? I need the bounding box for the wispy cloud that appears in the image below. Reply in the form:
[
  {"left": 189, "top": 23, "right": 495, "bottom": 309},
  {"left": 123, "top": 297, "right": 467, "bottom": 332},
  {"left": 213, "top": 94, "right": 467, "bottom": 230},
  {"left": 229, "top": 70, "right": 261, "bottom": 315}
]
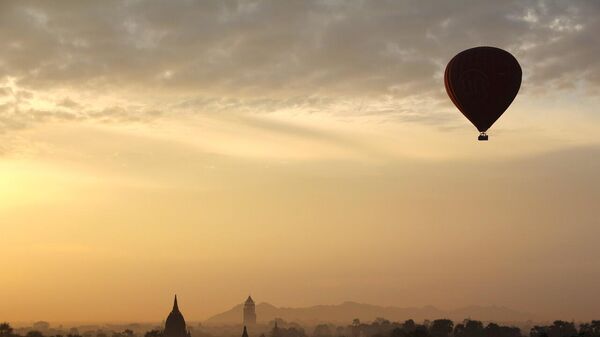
[{"left": 0, "top": 0, "right": 598, "bottom": 136}]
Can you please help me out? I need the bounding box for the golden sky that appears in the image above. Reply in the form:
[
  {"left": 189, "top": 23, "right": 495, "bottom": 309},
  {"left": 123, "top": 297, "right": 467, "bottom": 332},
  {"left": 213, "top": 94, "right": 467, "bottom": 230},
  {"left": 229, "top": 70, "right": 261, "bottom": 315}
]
[{"left": 1, "top": 0, "right": 600, "bottom": 323}]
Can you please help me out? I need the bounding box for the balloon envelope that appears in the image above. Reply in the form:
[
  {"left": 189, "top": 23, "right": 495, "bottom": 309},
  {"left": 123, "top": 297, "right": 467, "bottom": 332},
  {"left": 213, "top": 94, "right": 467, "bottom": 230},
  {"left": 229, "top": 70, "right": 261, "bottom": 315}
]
[{"left": 444, "top": 46, "right": 522, "bottom": 135}]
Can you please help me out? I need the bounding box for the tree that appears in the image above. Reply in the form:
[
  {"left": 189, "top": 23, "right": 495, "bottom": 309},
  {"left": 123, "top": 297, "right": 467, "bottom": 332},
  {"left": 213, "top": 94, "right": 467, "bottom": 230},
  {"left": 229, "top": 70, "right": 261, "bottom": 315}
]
[
  {"left": 287, "top": 328, "right": 307, "bottom": 337},
  {"left": 430, "top": 320, "right": 453, "bottom": 337},
  {"left": 314, "top": 325, "right": 332, "bottom": 337},
  {"left": 390, "top": 328, "right": 405, "bottom": 337},
  {"left": 548, "top": 321, "right": 577, "bottom": 337},
  {"left": 0, "top": 323, "right": 14, "bottom": 337},
  {"left": 590, "top": 321, "right": 600, "bottom": 337},
  {"left": 484, "top": 323, "right": 520, "bottom": 337},
  {"left": 26, "top": 331, "right": 44, "bottom": 337},
  {"left": 455, "top": 320, "right": 484, "bottom": 337},
  {"left": 413, "top": 325, "right": 430, "bottom": 337},
  {"left": 144, "top": 331, "right": 163, "bottom": 337},
  {"left": 403, "top": 320, "right": 416, "bottom": 334},
  {"left": 374, "top": 319, "right": 390, "bottom": 327},
  {"left": 531, "top": 326, "right": 548, "bottom": 337},
  {"left": 32, "top": 323, "right": 50, "bottom": 332},
  {"left": 351, "top": 319, "right": 361, "bottom": 337}
]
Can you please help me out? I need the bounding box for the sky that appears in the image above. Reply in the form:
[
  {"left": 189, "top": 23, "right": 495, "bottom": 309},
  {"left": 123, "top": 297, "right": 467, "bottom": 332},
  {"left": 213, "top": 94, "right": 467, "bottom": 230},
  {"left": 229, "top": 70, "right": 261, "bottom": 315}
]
[{"left": 1, "top": 0, "right": 600, "bottom": 324}]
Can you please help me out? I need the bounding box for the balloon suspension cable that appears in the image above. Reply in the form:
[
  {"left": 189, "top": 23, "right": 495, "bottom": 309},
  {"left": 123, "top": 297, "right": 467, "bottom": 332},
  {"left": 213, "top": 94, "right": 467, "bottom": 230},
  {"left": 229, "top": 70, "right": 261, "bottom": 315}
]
[{"left": 478, "top": 132, "right": 489, "bottom": 141}]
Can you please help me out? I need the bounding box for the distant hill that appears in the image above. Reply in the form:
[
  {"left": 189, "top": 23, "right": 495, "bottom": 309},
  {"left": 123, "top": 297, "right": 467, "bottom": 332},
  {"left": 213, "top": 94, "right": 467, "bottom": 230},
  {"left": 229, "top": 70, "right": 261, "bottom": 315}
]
[{"left": 204, "top": 301, "right": 536, "bottom": 325}]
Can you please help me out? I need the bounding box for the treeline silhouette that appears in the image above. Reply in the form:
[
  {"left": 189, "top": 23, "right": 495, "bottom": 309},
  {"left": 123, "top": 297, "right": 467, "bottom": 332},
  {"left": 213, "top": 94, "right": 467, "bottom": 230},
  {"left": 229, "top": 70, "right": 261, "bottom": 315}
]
[
  {"left": 0, "top": 324, "right": 141, "bottom": 337},
  {"left": 2, "top": 320, "right": 600, "bottom": 337},
  {"left": 360, "top": 319, "right": 600, "bottom": 337},
  {"left": 266, "top": 319, "right": 600, "bottom": 337}
]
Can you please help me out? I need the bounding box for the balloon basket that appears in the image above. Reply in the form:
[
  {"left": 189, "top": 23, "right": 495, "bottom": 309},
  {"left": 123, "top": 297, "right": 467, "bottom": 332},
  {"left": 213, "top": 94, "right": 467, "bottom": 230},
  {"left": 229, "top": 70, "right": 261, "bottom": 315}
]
[{"left": 478, "top": 133, "right": 488, "bottom": 141}]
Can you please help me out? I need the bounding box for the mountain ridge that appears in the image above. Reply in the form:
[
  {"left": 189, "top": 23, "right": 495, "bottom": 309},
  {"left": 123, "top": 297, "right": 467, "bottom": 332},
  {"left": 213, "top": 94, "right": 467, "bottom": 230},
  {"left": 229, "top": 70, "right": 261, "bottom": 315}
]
[{"left": 204, "top": 302, "right": 536, "bottom": 325}]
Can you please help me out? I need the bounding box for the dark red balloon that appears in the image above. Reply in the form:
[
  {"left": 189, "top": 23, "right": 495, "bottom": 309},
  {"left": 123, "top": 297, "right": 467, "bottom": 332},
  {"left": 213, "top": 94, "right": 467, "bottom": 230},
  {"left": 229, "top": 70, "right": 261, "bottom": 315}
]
[{"left": 444, "top": 46, "right": 521, "bottom": 140}]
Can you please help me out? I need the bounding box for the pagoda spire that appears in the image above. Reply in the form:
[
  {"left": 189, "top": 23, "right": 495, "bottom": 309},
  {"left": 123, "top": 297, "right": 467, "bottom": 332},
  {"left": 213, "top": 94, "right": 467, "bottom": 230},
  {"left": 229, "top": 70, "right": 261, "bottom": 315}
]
[{"left": 173, "top": 294, "right": 179, "bottom": 312}]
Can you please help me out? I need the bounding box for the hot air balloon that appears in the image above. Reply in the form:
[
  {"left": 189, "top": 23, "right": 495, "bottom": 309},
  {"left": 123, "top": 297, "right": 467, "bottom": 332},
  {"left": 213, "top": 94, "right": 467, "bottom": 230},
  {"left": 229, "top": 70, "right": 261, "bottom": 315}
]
[{"left": 444, "top": 46, "right": 522, "bottom": 141}]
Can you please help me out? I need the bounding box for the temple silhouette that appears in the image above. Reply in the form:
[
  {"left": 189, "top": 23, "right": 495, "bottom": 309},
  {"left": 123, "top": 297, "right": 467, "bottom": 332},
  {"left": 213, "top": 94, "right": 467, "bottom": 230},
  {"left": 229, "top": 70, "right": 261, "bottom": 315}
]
[
  {"left": 243, "top": 296, "right": 256, "bottom": 326},
  {"left": 164, "top": 295, "right": 191, "bottom": 337},
  {"left": 163, "top": 295, "right": 256, "bottom": 337}
]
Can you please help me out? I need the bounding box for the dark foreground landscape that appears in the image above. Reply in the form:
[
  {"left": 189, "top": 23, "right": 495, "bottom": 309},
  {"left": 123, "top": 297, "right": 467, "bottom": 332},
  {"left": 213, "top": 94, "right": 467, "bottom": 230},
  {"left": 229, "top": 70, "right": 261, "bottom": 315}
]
[{"left": 3, "top": 318, "right": 600, "bottom": 337}]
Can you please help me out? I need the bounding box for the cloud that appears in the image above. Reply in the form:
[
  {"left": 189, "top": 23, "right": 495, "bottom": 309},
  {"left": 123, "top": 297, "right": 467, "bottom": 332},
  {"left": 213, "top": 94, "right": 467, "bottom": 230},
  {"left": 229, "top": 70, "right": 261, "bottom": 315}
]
[
  {"left": 0, "top": 84, "right": 163, "bottom": 135},
  {"left": 0, "top": 87, "right": 13, "bottom": 97},
  {"left": 0, "top": 0, "right": 598, "bottom": 133}
]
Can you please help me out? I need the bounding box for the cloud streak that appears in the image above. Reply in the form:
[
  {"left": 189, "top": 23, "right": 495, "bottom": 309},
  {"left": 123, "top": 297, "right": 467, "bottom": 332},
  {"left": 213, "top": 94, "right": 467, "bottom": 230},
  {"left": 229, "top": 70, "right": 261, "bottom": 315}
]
[{"left": 0, "top": 0, "right": 598, "bottom": 142}]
